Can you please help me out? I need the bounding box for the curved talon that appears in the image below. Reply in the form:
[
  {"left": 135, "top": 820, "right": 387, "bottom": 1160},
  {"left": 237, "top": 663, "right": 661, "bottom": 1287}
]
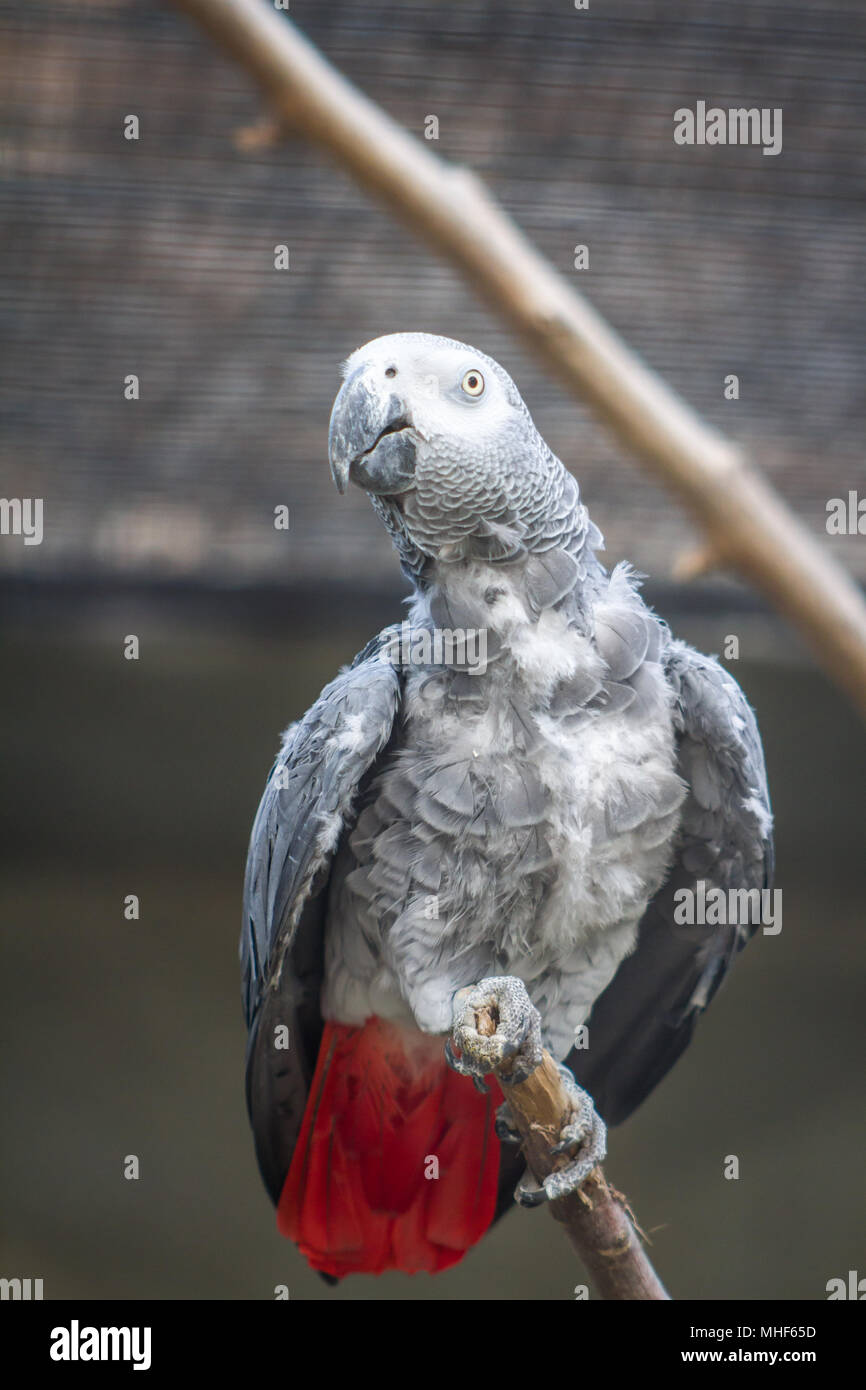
[
  {"left": 495, "top": 1100, "right": 522, "bottom": 1145},
  {"left": 503, "top": 1036, "right": 541, "bottom": 1085},
  {"left": 444, "top": 1037, "right": 467, "bottom": 1074},
  {"left": 515, "top": 1173, "right": 548, "bottom": 1208}
]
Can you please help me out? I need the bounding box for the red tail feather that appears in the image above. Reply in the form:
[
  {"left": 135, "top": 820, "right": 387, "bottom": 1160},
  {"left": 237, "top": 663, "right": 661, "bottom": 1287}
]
[{"left": 277, "top": 1017, "right": 502, "bottom": 1276}]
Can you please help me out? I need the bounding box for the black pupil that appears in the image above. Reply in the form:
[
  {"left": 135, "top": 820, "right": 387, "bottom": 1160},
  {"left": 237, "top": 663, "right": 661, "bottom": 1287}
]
[{"left": 468, "top": 376, "right": 477, "bottom": 388}]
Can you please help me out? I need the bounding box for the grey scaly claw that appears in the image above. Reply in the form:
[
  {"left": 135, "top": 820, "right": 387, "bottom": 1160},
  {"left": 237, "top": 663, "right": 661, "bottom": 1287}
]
[
  {"left": 514, "top": 1065, "right": 607, "bottom": 1206},
  {"left": 449, "top": 976, "right": 543, "bottom": 1084},
  {"left": 550, "top": 1067, "right": 596, "bottom": 1154}
]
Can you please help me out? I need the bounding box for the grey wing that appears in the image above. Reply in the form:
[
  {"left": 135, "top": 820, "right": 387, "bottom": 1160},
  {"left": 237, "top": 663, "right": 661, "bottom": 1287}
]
[
  {"left": 568, "top": 638, "right": 774, "bottom": 1125},
  {"left": 241, "top": 628, "right": 403, "bottom": 1204}
]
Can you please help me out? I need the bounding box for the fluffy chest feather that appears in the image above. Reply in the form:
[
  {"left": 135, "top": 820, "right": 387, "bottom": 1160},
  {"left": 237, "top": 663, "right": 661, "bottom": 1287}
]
[{"left": 322, "top": 567, "right": 686, "bottom": 1047}]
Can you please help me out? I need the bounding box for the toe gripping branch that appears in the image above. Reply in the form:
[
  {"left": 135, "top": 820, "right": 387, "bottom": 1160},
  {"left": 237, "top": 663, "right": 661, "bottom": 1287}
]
[
  {"left": 447, "top": 975, "right": 670, "bottom": 1301},
  {"left": 448, "top": 976, "right": 605, "bottom": 1205}
]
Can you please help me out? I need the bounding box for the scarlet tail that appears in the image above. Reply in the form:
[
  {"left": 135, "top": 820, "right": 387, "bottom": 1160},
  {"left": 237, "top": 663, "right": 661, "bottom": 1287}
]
[{"left": 277, "top": 1017, "right": 502, "bottom": 1277}]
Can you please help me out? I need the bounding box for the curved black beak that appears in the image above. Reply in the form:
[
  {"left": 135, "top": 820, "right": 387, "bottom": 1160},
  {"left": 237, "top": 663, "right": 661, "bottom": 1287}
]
[{"left": 328, "top": 368, "right": 417, "bottom": 496}]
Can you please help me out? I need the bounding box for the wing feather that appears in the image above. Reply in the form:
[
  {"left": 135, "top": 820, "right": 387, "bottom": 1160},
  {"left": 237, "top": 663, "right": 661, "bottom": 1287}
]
[{"left": 241, "top": 629, "right": 403, "bottom": 1202}]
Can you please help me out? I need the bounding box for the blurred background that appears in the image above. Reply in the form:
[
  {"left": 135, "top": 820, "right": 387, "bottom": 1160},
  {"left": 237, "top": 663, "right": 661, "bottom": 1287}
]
[{"left": 1, "top": 0, "right": 863, "bottom": 1300}]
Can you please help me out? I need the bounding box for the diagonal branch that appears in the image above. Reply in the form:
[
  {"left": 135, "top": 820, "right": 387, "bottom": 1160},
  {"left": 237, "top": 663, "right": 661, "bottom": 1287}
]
[{"left": 169, "top": 0, "right": 866, "bottom": 722}]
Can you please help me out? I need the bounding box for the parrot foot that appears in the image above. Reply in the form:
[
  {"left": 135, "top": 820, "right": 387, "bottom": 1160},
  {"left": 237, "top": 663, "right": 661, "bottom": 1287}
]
[
  {"left": 447, "top": 975, "right": 543, "bottom": 1087},
  {"left": 515, "top": 1065, "right": 607, "bottom": 1207}
]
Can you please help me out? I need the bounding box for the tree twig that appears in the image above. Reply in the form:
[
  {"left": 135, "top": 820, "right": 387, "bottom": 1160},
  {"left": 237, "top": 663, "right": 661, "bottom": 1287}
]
[
  {"left": 459, "top": 996, "right": 670, "bottom": 1301},
  {"left": 168, "top": 0, "right": 866, "bottom": 723}
]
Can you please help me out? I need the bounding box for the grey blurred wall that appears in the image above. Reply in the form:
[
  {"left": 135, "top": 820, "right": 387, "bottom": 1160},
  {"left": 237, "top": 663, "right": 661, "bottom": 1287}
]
[{"left": 0, "top": 0, "right": 864, "bottom": 592}]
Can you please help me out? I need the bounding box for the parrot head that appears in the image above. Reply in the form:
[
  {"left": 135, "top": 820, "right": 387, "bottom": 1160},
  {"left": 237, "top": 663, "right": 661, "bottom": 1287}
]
[
  {"left": 328, "top": 332, "right": 531, "bottom": 498},
  {"left": 327, "top": 332, "right": 594, "bottom": 574}
]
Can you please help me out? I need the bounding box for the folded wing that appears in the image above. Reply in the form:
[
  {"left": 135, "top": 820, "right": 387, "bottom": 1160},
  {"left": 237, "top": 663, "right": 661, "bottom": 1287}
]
[
  {"left": 241, "top": 629, "right": 404, "bottom": 1203},
  {"left": 569, "top": 639, "right": 774, "bottom": 1124}
]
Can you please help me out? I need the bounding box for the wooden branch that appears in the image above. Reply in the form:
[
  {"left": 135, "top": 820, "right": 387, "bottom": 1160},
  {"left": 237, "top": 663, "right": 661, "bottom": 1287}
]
[
  {"left": 465, "top": 1001, "right": 669, "bottom": 1301},
  {"left": 169, "top": 0, "right": 866, "bottom": 722}
]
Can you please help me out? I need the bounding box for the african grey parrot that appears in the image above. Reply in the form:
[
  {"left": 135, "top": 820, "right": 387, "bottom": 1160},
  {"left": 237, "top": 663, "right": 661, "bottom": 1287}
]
[{"left": 241, "top": 332, "right": 773, "bottom": 1278}]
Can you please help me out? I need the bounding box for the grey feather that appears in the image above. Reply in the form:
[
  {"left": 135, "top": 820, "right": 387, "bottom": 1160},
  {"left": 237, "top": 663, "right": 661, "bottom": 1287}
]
[
  {"left": 605, "top": 769, "right": 684, "bottom": 837},
  {"left": 523, "top": 548, "right": 580, "bottom": 614},
  {"left": 594, "top": 606, "right": 650, "bottom": 681},
  {"left": 423, "top": 760, "right": 477, "bottom": 817},
  {"left": 492, "top": 763, "right": 548, "bottom": 828},
  {"left": 549, "top": 666, "right": 604, "bottom": 715},
  {"left": 588, "top": 680, "right": 636, "bottom": 717}
]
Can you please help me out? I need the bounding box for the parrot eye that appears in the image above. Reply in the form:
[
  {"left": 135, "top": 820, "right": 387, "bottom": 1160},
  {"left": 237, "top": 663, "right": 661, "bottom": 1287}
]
[
  {"left": 385, "top": 366, "right": 397, "bottom": 378},
  {"left": 461, "top": 369, "right": 485, "bottom": 397}
]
